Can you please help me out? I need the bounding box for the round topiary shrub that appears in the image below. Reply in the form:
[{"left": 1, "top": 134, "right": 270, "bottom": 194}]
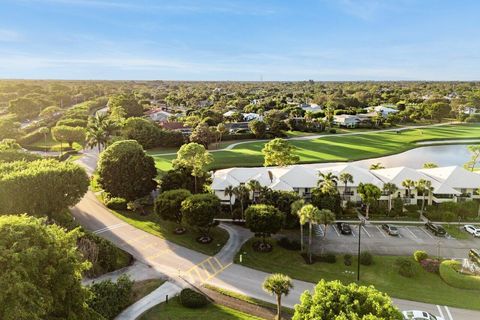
[
  {"left": 179, "top": 288, "right": 209, "bottom": 308},
  {"left": 105, "top": 197, "right": 128, "bottom": 210},
  {"left": 359, "top": 252, "right": 373, "bottom": 266},
  {"left": 396, "top": 257, "right": 417, "bottom": 278},
  {"left": 414, "top": 250, "right": 428, "bottom": 262},
  {"left": 344, "top": 254, "right": 352, "bottom": 266}
]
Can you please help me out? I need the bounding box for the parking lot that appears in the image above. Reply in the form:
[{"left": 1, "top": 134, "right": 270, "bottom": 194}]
[{"left": 313, "top": 223, "right": 480, "bottom": 257}]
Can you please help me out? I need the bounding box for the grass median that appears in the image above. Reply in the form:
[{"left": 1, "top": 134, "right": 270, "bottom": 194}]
[
  {"left": 153, "top": 123, "right": 480, "bottom": 173},
  {"left": 235, "top": 238, "right": 480, "bottom": 310}
]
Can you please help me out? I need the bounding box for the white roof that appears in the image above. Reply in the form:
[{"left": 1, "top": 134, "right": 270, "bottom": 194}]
[
  {"left": 371, "top": 167, "right": 428, "bottom": 188},
  {"left": 419, "top": 166, "right": 480, "bottom": 189},
  {"left": 270, "top": 179, "right": 294, "bottom": 191},
  {"left": 223, "top": 110, "right": 237, "bottom": 117},
  {"left": 277, "top": 166, "right": 318, "bottom": 188},
  {"left": 320, "top": 164, "right": 383, "bottom": 187}
]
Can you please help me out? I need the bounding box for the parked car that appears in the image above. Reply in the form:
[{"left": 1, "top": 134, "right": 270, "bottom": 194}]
[
  {"left": 464, "top": 224, "right": 480, "bottom": 237},
  {"left": 336, "top": 222, "right": 352, "bottom": 235},
  {"left": 425, "top": 222, "right": 446, "bottom": 237},
  {"left": 402, "top": 310, "right": 444, "bottom": 320},
  {"left": 381, "top": 224, "right": 399, "bottom": 236}
]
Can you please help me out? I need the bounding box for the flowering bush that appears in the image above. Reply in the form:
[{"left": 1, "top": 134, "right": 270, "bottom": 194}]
[{"left": 420, "top": 258, "right": 441, "bottom": 273}]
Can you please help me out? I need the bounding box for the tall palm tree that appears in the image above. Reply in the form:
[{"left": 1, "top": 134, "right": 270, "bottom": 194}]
[
  {"left": 291, "top": 199, "right": 305, "bottom": 251},
  {"left": 415, "top": 179, "right": 433, "bottom": 214},
  {"left": 298, "top": 204, "right": 320, "bottom": 263},
  {"left": 318, "top": 209, "right": 335, "bottom": 238},
  {"left": 233, "top": 185, "right": 249, "bottom": 220},
  {"left": 86, "top": 113, "right": 118, "bottom": 151},
  {"left": 402, "top": 179, "right": 415, "bottom": 201},
  {"left": 317, "top": 172, "right": 338, "bottom": 195},
  {"left": 224, "top": 185, "right": 235, "bottom": 217},
  {"left": 383, "top": 182, "right": 398, "bottom": 211},
  {"left": 339, "top": 172, "right": 354, "bottom": 202},
  {"left": 262, "top": 273, "right": 293, "bottom": 320},
  {"left": 246, "top": 179, "right": 262, "bottom": 203}
]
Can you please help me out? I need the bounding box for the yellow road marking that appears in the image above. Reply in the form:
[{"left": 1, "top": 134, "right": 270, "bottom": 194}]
[
  {"left": 185, "top": 257, "right": 213, "bottom": 273},
  {"left": 207, "top": 258, "right": 217, "bottom": 272},
  {"left": 120, "top": 234, "right": 149, "bottom": 247},
  {"left": 213, "top": 257, "right": 223, "bottom": 269},
  {"left": 144, "top": 248, "right": 171, "bottom": 260},
  {"left": 193, "top": 267, "right": 204, "bottom": 281}
]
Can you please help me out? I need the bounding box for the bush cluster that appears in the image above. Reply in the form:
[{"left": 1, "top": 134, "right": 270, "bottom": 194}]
[
  {"left": 88, "top": 275, "right": 133, "bottom": 319},
  {"left": 425, "top": 201, "right": 479, "bottom": 221},
  {"left": 105, "top": 197, "right": 128, "bottom": 210},
  {"left": 344, "top": 254, "right": 352, "bottom": 266},
  {"left": 439, "top": 260, "right": 480, "bottom": 290},
  {"left": 414, "top": 250, "right": 428, "bottom": 262},
  {"left": 395, "top": 257, "right": 417, "bottom": 278},
  {"left": 179, "top": 288, "right": 209, "bottom": 308},
  {"left": 420, "top": 259, "right": 441, "bottom": 274},
  {"left": 277, "top": 237, "right": 301, "bottom": 251},
  {"left": 359, "top": 252, "right": 373, "bottom": 266}
]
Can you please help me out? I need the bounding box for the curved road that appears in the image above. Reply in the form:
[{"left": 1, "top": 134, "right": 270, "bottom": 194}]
[{"left": 72, "top": 147, "right": 478, "bottom": 320}]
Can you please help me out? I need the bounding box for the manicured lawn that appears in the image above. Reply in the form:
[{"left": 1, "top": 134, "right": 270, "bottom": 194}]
[
  {"left": 153, "top": 124, "right": 480, "bottom": 173},
  {"left": 443, "top": 225, "right": 473, "bottom": 240},
  {"left": 130, "top": 279, "right": 165, "bottom": 304},
  {"left": 139, "top": 297, "right": 264, "bottom": 320},
  {"left": 111, "top": 208, "right": 229, "bottom": 256},
  {"left": 235, "top": 238, "right": 480, "bottom": 310}
]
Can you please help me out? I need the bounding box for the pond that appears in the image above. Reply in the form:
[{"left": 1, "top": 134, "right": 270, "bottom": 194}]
[{"left": 312, "top": 144, "right": 476, "bottom": 169}]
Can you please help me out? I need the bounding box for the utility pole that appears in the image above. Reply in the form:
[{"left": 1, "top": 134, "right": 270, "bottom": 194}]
[{"left": 357, "top": 219, "right": 365, "bottom": 282}]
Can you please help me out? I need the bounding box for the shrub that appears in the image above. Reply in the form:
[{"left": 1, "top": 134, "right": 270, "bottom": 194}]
[
  {"left": 329, "top": 128, "right": 336, "bottom": 134},
  {"left": 318, "top": 253, "right": 336, "bottom": 264},
  {"left": 277, "top": 237, "right": 301, "bottom": 251},
  {"left": 414, "top": 250, "right": 428, "bottom": 262},
  {"left": 359, "top": 252, "right": 373, "bottom": 266},
  {"left": 439, "top": 260, "right": 480, "bottom": 290},
  {"left": 179, "top": 288, "right": 209, "bottom": 308},
  {"left": 105, "top": 197, "right": 128, "bottom": 210},
  {"left": 18, "top": 128, "right": 45, "bottom": 145},
  {"left": 420, "top": 258, "right": 441, "bottom": 274},
  {"left": 396, "top": 257, "right": 416, "bottom": 278},
  {"left": 344, "top": 254, "right": 352, "bottom": 266},
  {"left": 88, "top": 275, "right": 133, "bottom": 319}
]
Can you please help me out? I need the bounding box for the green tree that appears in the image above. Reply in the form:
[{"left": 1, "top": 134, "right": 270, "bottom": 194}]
[
  {"left": 262, "top": 273, "right": 293, "bottom": 320},
  {"left": 97, "top": 140, "right": 157, "bottom": 202},
  {"left": 422, "top": 162, "right": 438, "bottom": 168},
  {"left": 108, "top": 93, "right": 143, "bottom": 118},
  {"left": 339, "top": 172, "right": 354, "bottom": 202},
  {"left": 0, "top": 215, "right": 98, "bottom": 320},
  {"left": 464, "top": 145, "right": 480, "bottom": 171},
  {"left": 427, "top": 102, "right": 451, "bottom": 122},
  {"left": 248, "top": 120, "right": 267, "bottom": 138},
  {"left": 86, "top": 113, "right": 118, "bottom": 152},
  {"left": 8, "top": 97, "right": 41, "bottom": 120},
  {"left": 224, "top": 185, "right": 235, "bottom": 217},
  {"left": 172, "top": 142, "right": 213, "bottom": 193},
  {"left": 246, "top": 179, "right": 262, "bottom": 203},
  {"left": 233, "top": 185, "right": 250, "bottom": 220},
  {"left": 298, "top": 204, "right": 320, "bottom": 263},
  {"left": 262, "top": 138, "right": 299, "bottom": 167},
  {"left": 154, "top": 189, "right": 192, "bottom": 231},
  {"left": 402, "top": 179, "right": 415, "bottom": 199},
  {"left": 216, "top": 122, "right": 227, "bottom": 147},
  {"left": 383, "top": 182, "right": 398, "bottom": 211},
  {"left": 52, "top": 125, "right": 86, "bottom": 148},
  {"left": 181, "top": 193, "right": 220, "bottom": 239},
  {"left": 245, "top": 204, "right": 285, "bottom": 246},
  {"left": 0, "top": 159, "right": 89, "bottom": 220},
  {"left": 317, "top": 172, "right": 338, "bottom": 195},
  {"left": 291, "top": 199, "right": 306, "bottom": 251},
  {"left": 88, "top": 275, "right": 133, "bottom": 320},
  {"left": 369, "top": 162, "right": 385, "bottom": 170},
  {"left": 293, "top": 280, "right": 402, "bottom": 320},
  {"left": 121, "top": 117, "right": 159, "bottom": 149},
  {"left": 415, "top": 179, "right": 433, "bottom": 214},
  {"left": 190, "top": 122, "right": 215, "bottom": 148},
  {"left": 357, "top": 183, "right": 382, "bottom": 219},
  {"left": 0, "top": 116, "right": 21, "bottom": 139},
  {"left": 318, "top": 208, "right": 335, "bottom": 238}
]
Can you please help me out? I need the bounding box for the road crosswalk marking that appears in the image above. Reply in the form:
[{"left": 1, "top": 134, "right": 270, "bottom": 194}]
[{"left": 93, "top": 222, "right": 127, "bottom": 234}]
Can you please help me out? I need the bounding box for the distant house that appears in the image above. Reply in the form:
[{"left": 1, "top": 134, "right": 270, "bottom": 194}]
[
  {"left": 333, "top": 114, "right": 360, "bottom": 127},
  {"left": 146, "top": 108, "right": 172, "bottom": 123},
  {"left": 368, "top": 105, "right": 398, "bottom": 118},
  {"left": 242, "top": 113, "right": 263, "bottom": 122},
  {"left": 464, "top": 107, "right": 478, "bottom": 115},
  {"left": 300, "top": 103, "right": 323, "bottom": 114}
]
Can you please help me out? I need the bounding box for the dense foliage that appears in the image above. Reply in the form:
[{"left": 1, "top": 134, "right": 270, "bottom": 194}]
[
  {"left": 88, "top": 275, "right": 133, "bottom": 319},
  {"left": 181, "top": 193, "right": 220, "bottom": 237},
  {"left": 245, "top": 204, "right": 285, "bottom": 244},
  {"left": 97, "top": 140, "right": 157, "bottom": 201},
  {"left": 154, "top": 188, "right": 192, "bottom": 224},
  {"left": 179, "top": 288, "right": 209, "bottom": 308}
]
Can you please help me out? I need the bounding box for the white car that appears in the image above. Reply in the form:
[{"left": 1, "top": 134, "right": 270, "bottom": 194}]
[
  {"left": 464, "top": 224, "right": 480, "bottom": 237},
  {"left": 403, "top": 310, "right": 444, "bottom": 320}
]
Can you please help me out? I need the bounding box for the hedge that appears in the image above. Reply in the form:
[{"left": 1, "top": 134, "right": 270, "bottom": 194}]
[
  {"left": 88, "top": 275, "right": 133, "bottom": 319},
  {"left": 439, "top": 260, "right": 480, "bottom": 290},
  {"left": 179, "top": 288, "right": 209, "bottom": 308},
  {"left": 105, "top": 197, "right": 128, "bottom": 210}
]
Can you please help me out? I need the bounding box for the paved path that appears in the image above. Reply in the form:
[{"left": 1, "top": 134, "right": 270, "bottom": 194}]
[
  {"left": 82, "top": 261, "right": 163, "bottom": 286},
  {"left": 149, "top": 121, "right": 460, "bottom": 156},
  {"left": 72, "top": 148, "right": 479, "bottom": 320}
]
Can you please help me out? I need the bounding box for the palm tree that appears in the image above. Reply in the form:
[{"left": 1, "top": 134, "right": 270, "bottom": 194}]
[
  {"left": 383, "top": 182, "right": 398, "bottom": 211},
  {"left": 317, "top": 172, "right": 338, "bottom": 195},
  {"left": 357, "top": 183, "right": 382, "bottom": 219},
  {"left": 318, "top": 209, "right": 335, "bottom": 238},
  {"left": 369, "top": 162, "right": 385, "bottom": 170},
  {"left": 291, "top": 199, "right": 305, "bottom": 251},
  {"left": 233, "top": 185, "right": 249, "bottom": 220},
  {"left": 262, "top": 273, "right": 293, "bottom": 320},
  {"left": 339, "top": 172, "right": 354, "bottom": 202},
  {"left": 224, "top": 185, "right": 235, "bottom": 217},
  {"left": 402, "top": 179, "right": 415, "bottom": 201},
  {"left": 415, "top": 179, "right": 433, "bottom": 214},
  {"left": 246, "top": 179, "right": 262, "bottom": 203},
  {"left": 86, "top": 113, "right": 118, "bottom": 151},
  {"left": 298, "top": 204, "right": 320, "bottom": 263}
]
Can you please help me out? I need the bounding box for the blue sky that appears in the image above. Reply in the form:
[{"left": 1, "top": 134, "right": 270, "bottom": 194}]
[{"left": 0, "top": 0, "right": 479, "bottom": 80}]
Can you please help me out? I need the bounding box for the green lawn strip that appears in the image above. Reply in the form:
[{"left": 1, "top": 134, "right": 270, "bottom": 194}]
[
  {"left": 139, "top": 297, "right": 264, "bottom": 320},
  {"left": 203, "top": 284, "right": 294, "bottom": 316},
  {"left": 110, "top": 208, "right": 229, "bottom": 256},
  {"left": 235, "top": 238, "right": 480, "bottom": 310},
  {"left": 443, "top": 225, "right": 472, "bottom": 240},
  {"left": 153, "top": 124, "right": 480, "bottom": 173},
  {"left": 130, "top": 279, "right": 165, "bottom": 304}
]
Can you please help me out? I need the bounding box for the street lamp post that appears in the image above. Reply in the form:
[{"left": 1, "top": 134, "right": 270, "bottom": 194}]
[{"left": 357, "top": 219, "right": 365, "bottom": 282}]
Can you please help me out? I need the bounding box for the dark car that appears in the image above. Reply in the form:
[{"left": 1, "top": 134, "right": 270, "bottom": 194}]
[
  {"left": 381, "top": 224, "right": 399, "bottom": 236},
  {"left": 425, "top": 222, "right": 446, "bottom": 236},
  {"left": 337, "top": 222, "right": 352, "bottom": 235}
]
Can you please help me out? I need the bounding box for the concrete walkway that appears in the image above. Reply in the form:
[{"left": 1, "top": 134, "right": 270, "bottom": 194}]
[
  {"left": 82, "top": 261, "right": 163, "bottom": 286},
  {"left": 115, "top": 281, "right": 182, "bottom": 320}
]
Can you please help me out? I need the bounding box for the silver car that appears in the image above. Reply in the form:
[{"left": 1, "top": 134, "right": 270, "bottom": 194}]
[
  {"left": 464, "top": 224, "right": 480, "bottom": 237},
  {"left": 382, "top": 224, "right": 399, "bottom": 236}
]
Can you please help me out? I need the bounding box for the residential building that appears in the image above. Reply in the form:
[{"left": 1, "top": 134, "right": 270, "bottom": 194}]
[
  {"left": 145, "top": 108, "right": 173, "bottom": 123},
  {"left": 333, "top": 114, "right": 360, "bottom": 127}
]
